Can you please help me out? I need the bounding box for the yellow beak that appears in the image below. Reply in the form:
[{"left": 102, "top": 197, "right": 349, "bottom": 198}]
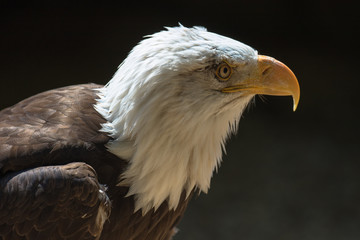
[{"left": 221, "top": 55, "right": 300, "bottom": 111}]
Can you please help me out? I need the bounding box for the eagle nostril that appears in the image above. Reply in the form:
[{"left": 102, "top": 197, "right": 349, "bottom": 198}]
[{"left": 262, "top": 67, "right": 271, "bottom": 76}]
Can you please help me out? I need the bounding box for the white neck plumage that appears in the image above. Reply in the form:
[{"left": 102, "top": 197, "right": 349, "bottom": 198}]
[{"left": 94, "top": 66, "right": 252, "bottom": 214}]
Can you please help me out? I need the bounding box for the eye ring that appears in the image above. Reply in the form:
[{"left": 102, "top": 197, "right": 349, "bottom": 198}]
[{"left": 215, "top": 61, "right": 233, "bottom": 81}]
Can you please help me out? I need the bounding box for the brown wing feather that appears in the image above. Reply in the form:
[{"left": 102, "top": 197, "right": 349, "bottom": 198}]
[
  {"left": 0, "top": 162, "right": 111, "bottom": 240},
  {"left": 0, "top": 84, "right": 110, "bottom": 174}
]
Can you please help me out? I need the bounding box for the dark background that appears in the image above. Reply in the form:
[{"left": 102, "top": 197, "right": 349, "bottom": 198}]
[{"left": 0, "top": 1, "right": 359, "bottom": 239}]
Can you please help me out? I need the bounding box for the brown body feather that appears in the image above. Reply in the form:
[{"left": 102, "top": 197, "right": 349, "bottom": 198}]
[{"left": 0, "top": 84, "right": 191, "bottom": 240}]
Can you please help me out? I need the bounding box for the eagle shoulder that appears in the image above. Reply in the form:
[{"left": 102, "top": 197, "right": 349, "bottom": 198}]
[{"left": 0, "top": 83, "right": 110, "bottom": 174}]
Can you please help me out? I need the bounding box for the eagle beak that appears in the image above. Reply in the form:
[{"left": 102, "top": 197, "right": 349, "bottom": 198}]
[{"left": 221, "top": 55, "right": 300, "bottom": 111}]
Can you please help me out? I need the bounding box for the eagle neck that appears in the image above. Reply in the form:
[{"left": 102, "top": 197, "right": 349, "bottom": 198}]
[{"left": 94, "top": 67, "right": 250, "bottom": 214}]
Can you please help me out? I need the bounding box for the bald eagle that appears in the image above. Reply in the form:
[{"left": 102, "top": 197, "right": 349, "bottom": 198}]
[{"left": 0, "top": 26, "right": 299, "bottom": 240}]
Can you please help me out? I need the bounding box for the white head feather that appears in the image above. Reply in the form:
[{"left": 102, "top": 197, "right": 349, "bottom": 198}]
[{"left": 95, "top": 26, "right": 258, "bottom": 213}]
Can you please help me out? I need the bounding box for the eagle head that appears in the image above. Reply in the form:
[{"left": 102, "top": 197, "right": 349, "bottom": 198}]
[{"left": 95, "top": 26, "right": 300, "bottom": 213}]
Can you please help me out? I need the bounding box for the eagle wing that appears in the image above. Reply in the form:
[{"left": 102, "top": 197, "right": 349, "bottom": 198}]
[
  {"left": 0, "top": 84, "right": 110, "bottom": 173},
  {"left": 0, "top": 84, "right": 117, "bottom": 239},
  {"left": 0, "top": 162, "right": 111, "bottom": 240}
]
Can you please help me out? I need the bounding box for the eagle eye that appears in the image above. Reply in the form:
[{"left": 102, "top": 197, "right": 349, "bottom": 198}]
[{"left": 215, "top": 61, "right": 233, "bottom": 81}]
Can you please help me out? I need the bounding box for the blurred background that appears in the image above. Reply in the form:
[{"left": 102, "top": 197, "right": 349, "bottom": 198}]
[{"left": 0, "top": 1, "right": 359, "bottom": 239}]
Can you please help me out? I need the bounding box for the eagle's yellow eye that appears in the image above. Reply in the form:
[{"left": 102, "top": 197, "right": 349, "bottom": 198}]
[{"left": 216, "top": 61, "right": 233, "bottom": 81}]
